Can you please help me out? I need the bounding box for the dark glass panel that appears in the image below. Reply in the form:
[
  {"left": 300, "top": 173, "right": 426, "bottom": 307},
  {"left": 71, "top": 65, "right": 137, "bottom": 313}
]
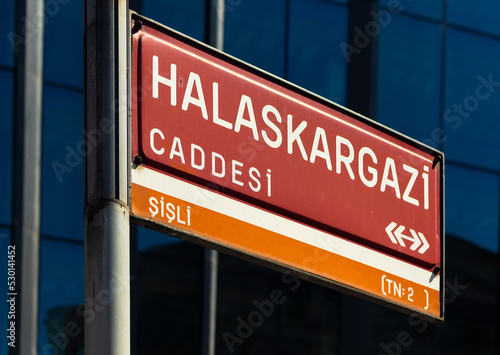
[
  {"left": 142, "top": 0, "right": 206, "bottom": 42},
  {"left": 0, "top": 0, "right": 15, "bottom": 67},
  {"left": 377, "top": 15, "right": 442, "bottom": 143},
  {"left": 38, "top": 238, "right": 84, "bottom": 355},
  {"left": 0, "top": 70, "right": 13, "bottom": 225},
  {"left": 41, "top": 85, "right": 84, "bottom": 240},
  {"left": 43, "top": 0, "right": 83, "bottom": 88},
  {"left": 216, "top": 253, "right": 341, "bottom": 354},
  {"left": 224, "top": 0, "right": 287, "bottom": 77},
  {"left": 446, "top": 164, "right": 499, "bottom": 253},
  {"left": 380, "top": 0, "right": 443, "bottom": 21},
  {"left": 288, "top": 0, "right": 348, "bottom": 104},
  {"left": 134, "top": 226, "right": 204, "bottom": 354},
  {"left": 448, "top": 0, "right": 500, "bottom": 37},
  {"left": 444, "top": 29, "right": 500, "bottom": 170}
]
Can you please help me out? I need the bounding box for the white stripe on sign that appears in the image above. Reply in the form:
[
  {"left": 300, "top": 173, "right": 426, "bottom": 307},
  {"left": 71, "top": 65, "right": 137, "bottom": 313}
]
[{"left": 132, "top": 166, "right": 440, "bottom": 291}]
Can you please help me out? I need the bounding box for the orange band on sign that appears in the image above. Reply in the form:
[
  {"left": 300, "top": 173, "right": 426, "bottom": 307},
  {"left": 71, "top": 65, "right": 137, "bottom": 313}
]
[{"left": 131, "top": 180, "right": 440, "bottom": 317}]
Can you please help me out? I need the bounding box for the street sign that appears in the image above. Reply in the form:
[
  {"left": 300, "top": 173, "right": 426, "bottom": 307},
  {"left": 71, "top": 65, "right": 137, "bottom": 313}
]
[{"left": 130, "top": 13, "right": 444, "bottom": 319}]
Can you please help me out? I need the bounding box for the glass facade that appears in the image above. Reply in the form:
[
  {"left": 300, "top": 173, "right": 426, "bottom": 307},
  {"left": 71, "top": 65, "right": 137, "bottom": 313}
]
[{"left": 2, "top": 0, "right": 499, "bottom": 354}]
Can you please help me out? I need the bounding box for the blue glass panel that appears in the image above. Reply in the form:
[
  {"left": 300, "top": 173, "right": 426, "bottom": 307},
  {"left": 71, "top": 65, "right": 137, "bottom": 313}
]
[
  {"left": 377, "top": 16, "right": 442, "bottom": 143},
  {"left": 0, "top": 70, "right": 13, "bottom": 225},
  {"left": 142, "top": 0, "right": 206, "bottom": 42},
  {"left": 288, "top": 0, "right": 348, "bottom": 104},
  {"left": 38, "top": 239, "right": 84, "bottom": 354},
  {"left": 41, "top": 86, "right": 84, "bottom": 240},
  {"left": 444, "top": 29, "right": 500, "bottom": 170},
  {"left": 448, "top": 0, "right": 500, "bottom": 37},
  {"left": 43, "top": 0, "right": 83, "bottom": 88},
  {"left": 381, "top": 0, "right": 443, "bottom": 20},
  {"left": 224, "top": 0, "right": 287, "bottom": 77},
  {"left": 0, "top": 0, "right": 15, "bottom": 67},
  {"left": 446, "top": 165, "right": 499, "bottom": 253},
  {"left": 137, "top": 225, "right": 182, "bottom": 252},
  {"left": 0, "top": 228, "right": 11, "bottom": 355}
]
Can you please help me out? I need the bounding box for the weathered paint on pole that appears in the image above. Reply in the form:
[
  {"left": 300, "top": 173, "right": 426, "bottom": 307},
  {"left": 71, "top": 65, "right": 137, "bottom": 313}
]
[{"left": 84, "top": 0, "right": 131, "bottom": 354}]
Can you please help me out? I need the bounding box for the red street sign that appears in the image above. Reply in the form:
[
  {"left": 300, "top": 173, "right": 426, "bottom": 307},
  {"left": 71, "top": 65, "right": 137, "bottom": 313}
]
[{"left": 130, "top": 13, "right": 444, "bottom": 319}]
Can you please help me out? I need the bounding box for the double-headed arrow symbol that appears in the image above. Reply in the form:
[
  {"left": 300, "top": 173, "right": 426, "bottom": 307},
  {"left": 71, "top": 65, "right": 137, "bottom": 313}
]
[{"left": 385, "top": 222, "right": 430, "bottom": 254}]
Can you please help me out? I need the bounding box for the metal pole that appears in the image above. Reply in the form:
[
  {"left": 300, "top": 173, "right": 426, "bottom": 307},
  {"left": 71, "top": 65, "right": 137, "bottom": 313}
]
[
  {"left": 202, "top": 1, "right": 224, "bottom": 354},
  {"left": 207, "top": 0, "right": 225, "bottom": 50},
  {"left": 12, "top": 0, "right": 44, "bottom": 353},
  {"left": 84, "top": 0, "right": 130, "bottom": 354},
  {"left": 202, "top": 248, "right": 219, "bottom": 355}
]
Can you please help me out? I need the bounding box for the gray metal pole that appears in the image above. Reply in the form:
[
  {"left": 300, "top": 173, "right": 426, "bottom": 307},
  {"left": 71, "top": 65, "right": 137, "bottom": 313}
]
[
  {"left": 202, "top": 248, "right": 219, "bottom": 355},
  {"left": 84, "top": 0, "right": 130, "bottom": 354},
  {"left": 12, "top": 0, "right": 44, "bottom": 354},
  {"left": 202, "top": 1, "right": 224, "bottom": 354},
  {"left": 207, "top": 0, "right": 225, "bottom": 50}
]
